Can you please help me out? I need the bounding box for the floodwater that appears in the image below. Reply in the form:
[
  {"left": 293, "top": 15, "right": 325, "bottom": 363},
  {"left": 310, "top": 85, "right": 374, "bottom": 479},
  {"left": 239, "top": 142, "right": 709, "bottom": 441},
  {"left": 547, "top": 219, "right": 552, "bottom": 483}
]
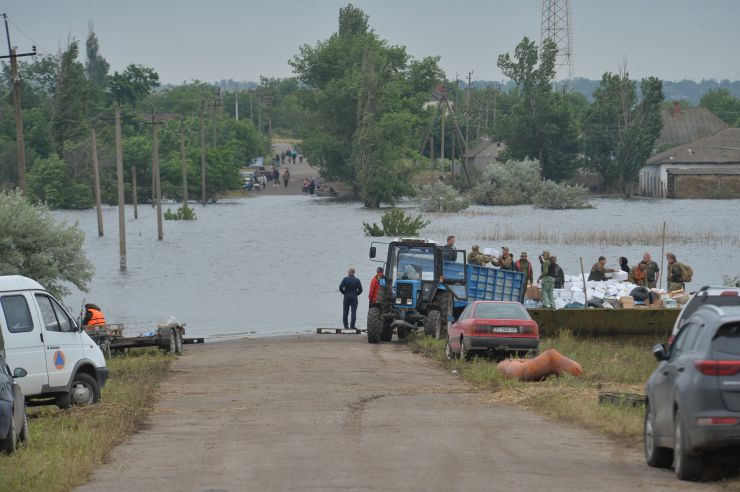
[{"left": 54, "top": 196, "right": 740, "bottom": 339}]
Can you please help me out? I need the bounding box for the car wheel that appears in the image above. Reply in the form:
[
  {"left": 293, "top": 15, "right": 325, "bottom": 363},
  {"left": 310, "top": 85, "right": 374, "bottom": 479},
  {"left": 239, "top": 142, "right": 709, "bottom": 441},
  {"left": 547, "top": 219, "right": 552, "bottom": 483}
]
[
  {"left": 61, "top": 373, "right": 101, "bottom": 408},
  {"left": 18, "top": 413, "right": 29, "bottom": 447},
  {"left": 367, "top": 307, "right": 381, "bottom": 344},
  {"left": 425, "top": 310, "right": 440, "bottom": 338},
  {"left": 0, "top": 413, "right": 17, "bottom": 454},
  {"left": 644, "top": 402, "right": 672, "bottom": 468},
  {"left": 445, "top": 341, "right": 455, "bottom": 361},
  {"left": 459, "top": 339, "right": 472, "bottom": 361},
  {"left": 169, "top": 329, "right": 178, "bottom": 354},
  {"left": 674, "top": 409, "right": 704, "bottom": 481},
  {"left": 175, "top": 330, "right": 184, "bottom": 355}
]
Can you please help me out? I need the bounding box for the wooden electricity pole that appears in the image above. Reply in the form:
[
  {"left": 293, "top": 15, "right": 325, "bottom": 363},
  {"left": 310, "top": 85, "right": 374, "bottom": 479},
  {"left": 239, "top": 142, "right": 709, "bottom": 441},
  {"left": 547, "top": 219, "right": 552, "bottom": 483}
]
[
  {"left": 90, "top": 129, "right": 103, "bottom": 237},
  {"left": 466, "top": 70, "right": 473, "bottom": 148},
  {"left": 131, "top": 166, "right": 138, "bottom": 219},
  {"left": 440, "top": 103, "right": 445, "bottom": 176},
  {"left": 152, "top": 113, "right": 163, "bottom": 241},
  {"left": 179, "top": 119, "right": 188, "bottom": 204},
  {"left": 200, "top": 99, "right": 207, "bottom": 206},
  {"left": 114, "top": 103, "right": 127, "bottom": 270},
  {"left": 2, "top": 15, "right": 37, "bottom": 192}
]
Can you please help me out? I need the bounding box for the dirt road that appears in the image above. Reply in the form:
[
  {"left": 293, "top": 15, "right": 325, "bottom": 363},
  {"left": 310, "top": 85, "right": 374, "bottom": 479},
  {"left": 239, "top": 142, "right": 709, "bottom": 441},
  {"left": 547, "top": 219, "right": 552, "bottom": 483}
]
[{"left": 78, "top": 336, "right": 709, "bottom": 491}]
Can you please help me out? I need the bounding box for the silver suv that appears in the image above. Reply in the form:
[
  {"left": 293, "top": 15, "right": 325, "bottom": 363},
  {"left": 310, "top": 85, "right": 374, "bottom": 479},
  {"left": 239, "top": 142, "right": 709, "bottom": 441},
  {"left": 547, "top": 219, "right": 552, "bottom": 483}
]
[
  {"left": 669, "top": 286, "right": 740, "bottom": 344},
  {"left": 645, "top": 304, "right": 740, "bottom": 481}
]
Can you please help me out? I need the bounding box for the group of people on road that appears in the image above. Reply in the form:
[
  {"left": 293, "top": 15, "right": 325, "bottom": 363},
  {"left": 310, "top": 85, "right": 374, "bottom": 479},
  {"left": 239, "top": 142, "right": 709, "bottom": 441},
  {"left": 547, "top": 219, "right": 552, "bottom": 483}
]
[{"left": 274, "top": 148, "right": 303, "bottom": 166}]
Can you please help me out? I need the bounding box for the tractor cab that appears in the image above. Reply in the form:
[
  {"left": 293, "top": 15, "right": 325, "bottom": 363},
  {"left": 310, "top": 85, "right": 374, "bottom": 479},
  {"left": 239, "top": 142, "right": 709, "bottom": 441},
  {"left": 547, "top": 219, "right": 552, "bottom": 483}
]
[{"left": 368, "top": 238, "right": 467, "bottom": 342}]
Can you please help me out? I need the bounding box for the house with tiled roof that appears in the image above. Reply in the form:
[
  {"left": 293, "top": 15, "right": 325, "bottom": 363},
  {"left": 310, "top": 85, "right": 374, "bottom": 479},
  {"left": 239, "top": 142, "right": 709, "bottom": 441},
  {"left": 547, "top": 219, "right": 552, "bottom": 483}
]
[
  {"left": 640, "top": 127, "right": 740, "bottom": 198},
  {"left": 655, "top": 104, "right": 729, "bottom": 150}
]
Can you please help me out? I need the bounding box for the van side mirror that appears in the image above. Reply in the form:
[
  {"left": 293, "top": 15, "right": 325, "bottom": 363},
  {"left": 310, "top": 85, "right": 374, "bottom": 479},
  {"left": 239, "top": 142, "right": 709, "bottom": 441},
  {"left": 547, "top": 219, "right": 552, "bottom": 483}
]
[
  {"left": 369, "top": 246, "right": 376, "bottom": 259},
  {"left": 652, "top": 343, "right": 669, "bottom": 362},
  {"left": 13, "top": 367, "right": 27, "bottom": 378}
]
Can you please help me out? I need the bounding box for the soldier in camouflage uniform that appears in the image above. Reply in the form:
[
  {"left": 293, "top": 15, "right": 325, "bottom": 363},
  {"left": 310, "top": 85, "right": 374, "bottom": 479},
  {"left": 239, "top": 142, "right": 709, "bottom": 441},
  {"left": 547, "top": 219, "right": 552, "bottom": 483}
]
[
  {"left": 666, "top": 252, "right": 684, "bottom": 292},
  {"left": 468, "top": 245, "right": 494, "bottom": 266},
  {"left": 494, "top": 246, "right": 514, "bottom": 270}
]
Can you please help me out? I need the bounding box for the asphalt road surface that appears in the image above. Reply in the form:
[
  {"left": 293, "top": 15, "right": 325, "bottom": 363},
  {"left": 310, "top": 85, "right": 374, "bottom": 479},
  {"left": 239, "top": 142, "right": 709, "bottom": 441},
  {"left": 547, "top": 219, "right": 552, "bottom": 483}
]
[{"left": 77, "top": 335, "right": 713, "bottom": 491}]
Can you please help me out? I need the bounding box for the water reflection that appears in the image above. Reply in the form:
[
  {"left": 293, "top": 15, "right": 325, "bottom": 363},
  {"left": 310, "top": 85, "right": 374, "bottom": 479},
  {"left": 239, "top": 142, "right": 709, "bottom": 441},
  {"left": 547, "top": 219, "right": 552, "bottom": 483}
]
[{"left": 53, "top": 197, "right": 739, "bottom": 339}]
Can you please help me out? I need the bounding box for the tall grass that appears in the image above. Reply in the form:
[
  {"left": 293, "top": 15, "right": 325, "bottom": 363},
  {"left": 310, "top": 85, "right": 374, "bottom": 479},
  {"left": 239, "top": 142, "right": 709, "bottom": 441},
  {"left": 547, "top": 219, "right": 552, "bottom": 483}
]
[
  {"left": 0, "top": 349, "right": 173, "bottom": 492},
  {"left": 410, "top": 331, "right": 659, "bottom": 441}
]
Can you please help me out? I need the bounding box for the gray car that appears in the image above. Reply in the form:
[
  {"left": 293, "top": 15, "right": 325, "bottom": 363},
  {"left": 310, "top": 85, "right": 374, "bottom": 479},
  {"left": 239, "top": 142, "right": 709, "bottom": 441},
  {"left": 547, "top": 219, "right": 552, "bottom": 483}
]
[{"left": 644, "top": 304, "right": 740, "bottom": 481}]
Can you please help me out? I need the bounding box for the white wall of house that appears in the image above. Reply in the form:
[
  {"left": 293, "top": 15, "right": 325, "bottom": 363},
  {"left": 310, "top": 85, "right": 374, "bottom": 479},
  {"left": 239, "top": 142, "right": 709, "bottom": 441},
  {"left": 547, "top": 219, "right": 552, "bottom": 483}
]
[{"left": 640, "top": 162, "right": 740, "bottom": 197}]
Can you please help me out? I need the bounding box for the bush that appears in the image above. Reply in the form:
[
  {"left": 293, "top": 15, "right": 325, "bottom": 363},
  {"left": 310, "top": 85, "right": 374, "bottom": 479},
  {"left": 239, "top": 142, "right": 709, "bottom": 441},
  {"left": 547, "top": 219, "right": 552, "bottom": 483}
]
[
  {"left": 417, "top": 181, "right": 470, "bottom": 213},
  {"left": 471, "top": 160, "right": 542, "bottom": 205},
  {"left": 363, "top": 208, "right": 430, "bottom": 237},
  {"left": 163, "top": 205, "right": 197, "bottom": 220},
  {"left": 533, "top": 180, "right": 592, "bottom": 209},
  {"left": 471, "top": 159, "right": 592, "bottom": 210},
  {"left": 724, "top": 275, "right": 740, "bottom": 288},
  {"left": 27, "top": 154, "right": 93, "bottom": 209},
  {"left": 0, "top": 190, "right": 93, "bottom": 298}
]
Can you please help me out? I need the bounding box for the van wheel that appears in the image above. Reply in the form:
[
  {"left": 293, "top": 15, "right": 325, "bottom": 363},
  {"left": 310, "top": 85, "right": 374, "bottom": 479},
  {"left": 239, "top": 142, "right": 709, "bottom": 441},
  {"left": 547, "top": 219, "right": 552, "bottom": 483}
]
[
  {"left": 58, "top": 373, "right": 101, "bottom": 408},
  {"left": 18, "top": 414, "right": 29, "bottom": 447},
  {"left": 0, "top": 414, "right": 17, "bottom": 454},
  {"left": 175, "top": 330, "right": 183, "bottom": 355}
]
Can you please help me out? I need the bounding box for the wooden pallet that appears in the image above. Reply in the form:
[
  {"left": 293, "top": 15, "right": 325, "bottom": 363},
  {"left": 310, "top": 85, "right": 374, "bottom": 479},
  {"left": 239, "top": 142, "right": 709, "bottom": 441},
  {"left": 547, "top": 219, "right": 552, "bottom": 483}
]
[{"left": 316, "top": 328, "right": 365, "bottom": 335}]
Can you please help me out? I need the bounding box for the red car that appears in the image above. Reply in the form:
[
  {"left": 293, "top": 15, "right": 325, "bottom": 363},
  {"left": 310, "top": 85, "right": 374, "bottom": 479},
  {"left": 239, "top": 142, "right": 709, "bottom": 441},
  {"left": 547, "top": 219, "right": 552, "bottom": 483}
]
[{"left": 446, "top": 301, "right": 539, "bottom": 361}]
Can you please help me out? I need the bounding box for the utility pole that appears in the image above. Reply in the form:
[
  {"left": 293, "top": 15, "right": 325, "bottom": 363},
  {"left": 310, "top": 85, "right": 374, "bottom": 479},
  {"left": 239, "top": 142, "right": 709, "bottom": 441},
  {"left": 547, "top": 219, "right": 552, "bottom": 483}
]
[
  {"left": 151, "top": 112, "right": 163, "bottom": 241},
  {"left": 131, "top": 166, "right": 138, "bottom": 219},
  {"left": 2, "top": 14, "right": 37, "bottom": 193},
  {"left": 249, "top": 89, "right": 253, "bottom": 125},
  {"left": 257, "top": 92, "right": 262, "bottom": 133},
  {"left": 179, "top": 118, "right": 188, "bottom": 204},
  {"left": 234, "top": 89, "right": 239, "bottom": 121},
  {"left": 212, "top": 89, "right": 221, "bottom": 146},
  {"left": 200, "top": 99, "right": 207, "bottom": 206},
  {"left": 466, "top": 70, "right": 473, "bottom": 148},
  {"left": 90, "top": 129, "right": 103, "bottom": 237},
  {"left": 114, "top": 103, "right": 127, "bottom": 270},
  {"left": 440, "top": 100, "right": 445, "bottom": 176}
]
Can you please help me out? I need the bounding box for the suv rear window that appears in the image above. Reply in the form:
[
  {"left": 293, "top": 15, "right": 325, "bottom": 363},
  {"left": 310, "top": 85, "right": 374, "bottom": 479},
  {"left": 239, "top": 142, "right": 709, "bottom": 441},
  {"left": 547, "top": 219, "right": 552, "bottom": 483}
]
[{"left": 713, "top": 322, "right": 740, "bottom": 356}]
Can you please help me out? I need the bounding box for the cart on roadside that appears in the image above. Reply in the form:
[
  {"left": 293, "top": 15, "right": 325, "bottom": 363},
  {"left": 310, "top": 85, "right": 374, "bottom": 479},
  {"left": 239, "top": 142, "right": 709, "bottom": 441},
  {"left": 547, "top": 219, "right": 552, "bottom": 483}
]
[{"left": 85, "top": 322, "right": 203, "bottom": 357}]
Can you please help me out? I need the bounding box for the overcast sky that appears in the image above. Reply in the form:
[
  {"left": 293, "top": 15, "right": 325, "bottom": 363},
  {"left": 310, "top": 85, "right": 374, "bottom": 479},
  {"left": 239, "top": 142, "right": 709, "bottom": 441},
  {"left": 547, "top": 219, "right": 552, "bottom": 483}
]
[{"left": 4, "top": 0, "right": 740, "bottom": 85}]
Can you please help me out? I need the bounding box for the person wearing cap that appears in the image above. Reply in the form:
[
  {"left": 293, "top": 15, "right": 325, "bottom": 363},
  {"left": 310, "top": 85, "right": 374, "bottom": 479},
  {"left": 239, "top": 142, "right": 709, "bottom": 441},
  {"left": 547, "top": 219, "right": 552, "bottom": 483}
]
[
  {"left": 368, "top": 267, "right": 386, "bottom": 308},
  {"left": 494, "top": 246, "right": 513, "bottom": 270},
  {"left": 83, "top": 303, "right": 106, "bottom": 329},
  {"left": 468, "top": 245, "right": 494, "bottom": 266}
]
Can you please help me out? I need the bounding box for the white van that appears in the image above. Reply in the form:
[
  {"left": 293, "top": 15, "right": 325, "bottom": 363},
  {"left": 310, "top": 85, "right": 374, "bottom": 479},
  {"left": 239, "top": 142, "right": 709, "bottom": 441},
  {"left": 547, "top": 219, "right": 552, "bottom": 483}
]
[{"left": 0, "top": 275, "right": 108, "bottom": 408}]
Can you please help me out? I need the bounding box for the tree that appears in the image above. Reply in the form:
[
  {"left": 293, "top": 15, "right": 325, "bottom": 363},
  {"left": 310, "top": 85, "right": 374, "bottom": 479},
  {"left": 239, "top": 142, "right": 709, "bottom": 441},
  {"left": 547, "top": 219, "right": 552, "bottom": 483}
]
[
  {"left": 700, "top": 88, "right": 740, "bottom": 126},
  {"left": 496, "top": 37, "right": 579, "bottom": 181},
  {"left": 583, "top": 72, "right": 664, "bottom": 193},
  {"left": 27, "top": 154, "right": 93, "bottom": 209},
  {"left": 51, "top": 40, "right": 90, "bottom": 153},
  {"left": 290, "top": 4, "right": 442, "bottom": 207},
  {"left": 109, "top": 64, "right": 159, "bottom": 107},
  {"left": 0, "top": 190, "right": 93, "bottom": 299},
  {"left": 85, "top": 23, "right": 110, "bottom": 89}
]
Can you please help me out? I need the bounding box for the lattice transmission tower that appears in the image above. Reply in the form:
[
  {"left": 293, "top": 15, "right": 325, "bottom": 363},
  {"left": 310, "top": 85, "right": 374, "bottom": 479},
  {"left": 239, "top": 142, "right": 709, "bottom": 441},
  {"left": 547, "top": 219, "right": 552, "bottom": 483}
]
[{"left": 540, "top": 0, "right": 573, "bottom": 79}]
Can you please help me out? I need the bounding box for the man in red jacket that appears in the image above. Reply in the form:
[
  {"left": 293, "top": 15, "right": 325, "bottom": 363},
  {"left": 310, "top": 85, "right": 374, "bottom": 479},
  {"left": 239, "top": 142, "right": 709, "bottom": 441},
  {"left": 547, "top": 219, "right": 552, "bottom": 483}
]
[{"left": 368, "top": 267, "right": 385, "bottom": 307}]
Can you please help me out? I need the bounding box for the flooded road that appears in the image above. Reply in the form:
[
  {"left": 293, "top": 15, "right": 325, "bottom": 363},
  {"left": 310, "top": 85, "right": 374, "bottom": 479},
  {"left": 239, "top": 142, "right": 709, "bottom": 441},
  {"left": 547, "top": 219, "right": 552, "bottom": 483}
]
[{"left": 54, "top": 196, "right": 739, "bottom": 339}]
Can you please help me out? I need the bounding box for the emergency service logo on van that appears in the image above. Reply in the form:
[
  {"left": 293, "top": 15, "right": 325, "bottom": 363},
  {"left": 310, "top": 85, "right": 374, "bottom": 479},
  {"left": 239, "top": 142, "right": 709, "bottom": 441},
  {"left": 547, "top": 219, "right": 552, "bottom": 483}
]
[{"left": 53, "top": 350, "right": 65, "bottom": 370}]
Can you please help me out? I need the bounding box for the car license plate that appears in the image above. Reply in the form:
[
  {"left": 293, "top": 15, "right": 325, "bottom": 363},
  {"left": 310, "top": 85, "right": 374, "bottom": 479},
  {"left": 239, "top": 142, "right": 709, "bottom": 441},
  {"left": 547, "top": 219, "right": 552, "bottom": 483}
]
[{"left": 493, "top": 327, "right": 518, "bottom": 333}]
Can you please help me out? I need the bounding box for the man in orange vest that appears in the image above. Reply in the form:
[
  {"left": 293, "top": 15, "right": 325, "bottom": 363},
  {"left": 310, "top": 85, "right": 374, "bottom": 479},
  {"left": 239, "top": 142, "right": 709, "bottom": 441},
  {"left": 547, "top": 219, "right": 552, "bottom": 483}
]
[{"left": 83, "top": 303, "right": 106, "bottom": 328}]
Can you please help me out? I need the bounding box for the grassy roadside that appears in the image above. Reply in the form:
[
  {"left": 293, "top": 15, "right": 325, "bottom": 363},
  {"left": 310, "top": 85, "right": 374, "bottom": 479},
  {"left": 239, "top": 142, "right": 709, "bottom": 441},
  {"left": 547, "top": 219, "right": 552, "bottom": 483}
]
[
  {"left": 411, "top": 331, "right": 659, "bottom": 443},
  {"left": 0, "top": 349, "right": 173, "bottom": 492}
]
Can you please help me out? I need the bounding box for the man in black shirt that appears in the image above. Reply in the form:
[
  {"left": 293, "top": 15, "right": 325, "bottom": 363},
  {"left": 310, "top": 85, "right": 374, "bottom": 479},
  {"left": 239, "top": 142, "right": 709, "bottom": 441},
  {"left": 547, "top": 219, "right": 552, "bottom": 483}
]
[{"left": 339, "top": 268, "right": 363, "bottom": 329}]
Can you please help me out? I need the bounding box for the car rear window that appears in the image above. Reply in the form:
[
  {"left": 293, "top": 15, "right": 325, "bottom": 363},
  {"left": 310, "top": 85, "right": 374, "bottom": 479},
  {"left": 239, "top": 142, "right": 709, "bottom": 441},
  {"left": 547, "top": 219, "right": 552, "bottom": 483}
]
[
  {"left": 474, "top": 303, "right": 530, "bottom": 320},
  {"left": 713, "top": 322, "right": 740, "bottom": 356}
]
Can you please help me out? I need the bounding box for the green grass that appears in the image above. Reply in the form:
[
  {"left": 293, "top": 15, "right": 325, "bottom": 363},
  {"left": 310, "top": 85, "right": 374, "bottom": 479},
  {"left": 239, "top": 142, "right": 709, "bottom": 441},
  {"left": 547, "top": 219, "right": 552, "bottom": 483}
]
[
  {"left": 410, "top": 331, "right": 660, "bottom": 441},
  {"left": 0, "top": 349, "right": 173, "bottom": 492}
]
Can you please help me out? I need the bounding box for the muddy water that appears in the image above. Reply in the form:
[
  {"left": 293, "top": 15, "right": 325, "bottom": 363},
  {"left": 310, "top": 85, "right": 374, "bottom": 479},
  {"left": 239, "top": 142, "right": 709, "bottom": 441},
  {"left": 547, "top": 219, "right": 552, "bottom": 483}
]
[{"left": 54, "top": 197, "right": 739, "bottom": 339}]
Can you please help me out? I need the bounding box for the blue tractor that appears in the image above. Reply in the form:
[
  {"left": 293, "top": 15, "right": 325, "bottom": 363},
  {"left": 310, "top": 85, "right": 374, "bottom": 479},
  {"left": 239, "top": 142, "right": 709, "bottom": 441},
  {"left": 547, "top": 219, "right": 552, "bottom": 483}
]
[{"left": 368, "top": 238, "right": 468, "bottom": 343}]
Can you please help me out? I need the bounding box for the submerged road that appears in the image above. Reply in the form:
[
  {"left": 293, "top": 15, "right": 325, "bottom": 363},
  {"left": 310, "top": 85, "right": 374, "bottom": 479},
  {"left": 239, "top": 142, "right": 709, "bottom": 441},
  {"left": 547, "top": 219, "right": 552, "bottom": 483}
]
[{"left": 78, "top": 336, "right": 709, "bottom": 491}]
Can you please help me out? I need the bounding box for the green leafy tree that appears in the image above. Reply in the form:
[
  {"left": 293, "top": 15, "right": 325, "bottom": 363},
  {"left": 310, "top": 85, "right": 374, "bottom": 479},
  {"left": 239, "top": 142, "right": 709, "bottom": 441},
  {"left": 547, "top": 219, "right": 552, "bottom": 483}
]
[
  {"left": 700, "top": 88, "right": 740, "bottom": 126},
  {"left": 51, "top": 40, "right": 91, "bottom": 153},
  {"left": 27, "top": 154, "right": 93, "bottom": 209},
  {"left": 109, "top": 64, "right": 160, "bottom": 107},
  {"left": 583, "top": 72, "right": 664, "bottom": 193},
  {"left": 85, "top": 23, "right": 110, "bottom": 89},
  {"left": 290, "top": 4, "right": 442, "bottom": 207},
  {"left": 0, "top": 190, "right": 93, "bottom": 298},
  {"left": 496, "top": 37, "right": 579, "bottom": 181}
]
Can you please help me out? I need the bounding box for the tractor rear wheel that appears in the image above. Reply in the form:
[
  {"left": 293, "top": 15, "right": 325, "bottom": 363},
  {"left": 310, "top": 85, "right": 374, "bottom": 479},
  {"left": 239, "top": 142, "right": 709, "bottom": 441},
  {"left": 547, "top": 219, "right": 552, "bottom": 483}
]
[
  {"left": 367, "top": 308, "right": 381, "bottom": 344},
  {"left": 380, "top": 318, "right": 393, "bottom": 342}
]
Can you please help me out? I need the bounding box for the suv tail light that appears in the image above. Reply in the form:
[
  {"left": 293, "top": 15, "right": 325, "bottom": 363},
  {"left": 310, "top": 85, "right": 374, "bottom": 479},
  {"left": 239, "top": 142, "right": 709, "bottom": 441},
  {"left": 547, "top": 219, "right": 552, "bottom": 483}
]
[
  {"left": 696, "top": 417, "right": 738, "bottom": 426},
  {"left": 721, "top": 291, "right": 739, "bottom": 296},
  {"left": 695, "top": 360, "right": 740, "bottom": 376}
]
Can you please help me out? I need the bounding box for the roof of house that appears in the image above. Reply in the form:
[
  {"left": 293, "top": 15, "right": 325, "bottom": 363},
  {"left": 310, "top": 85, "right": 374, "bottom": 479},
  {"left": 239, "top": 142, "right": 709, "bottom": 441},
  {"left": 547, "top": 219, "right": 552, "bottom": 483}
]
[
  {"left": 667, "top": 167, "right": 740, "bottom": 176},
  {"left": 646, "top": 128, "right": 740, "bottom": 166},
  {"left": 655, "top": 106, "right": 729, "bottom": 149}
]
